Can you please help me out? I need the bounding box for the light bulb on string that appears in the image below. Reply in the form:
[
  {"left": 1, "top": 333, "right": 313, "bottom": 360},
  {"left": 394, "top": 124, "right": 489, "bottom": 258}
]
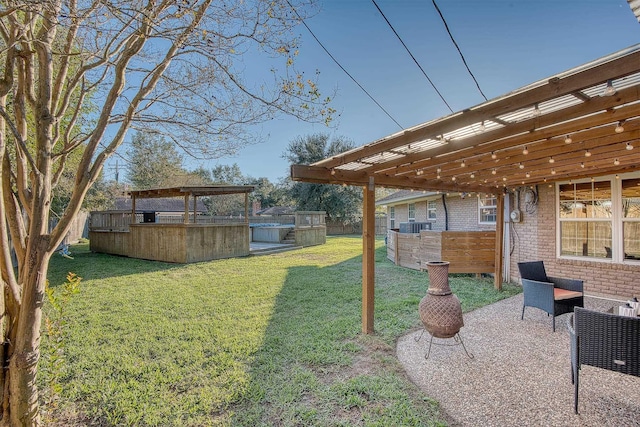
[
  {"left": 615, "top": 121, "right": 625, "bottom": 133},
  {"left": 549, "top": 157, "right": 555, "bottom": 164},
  {"left": 626, "top": 142, "right": 634, "bottom": 150},
  {"left": 519, "top": 163, "right": 524, "bottom": 169},
  {"left": 614, "top": 158, "right": 620, "bottom": 166},
  {"left": 603, "top": 79, "right": 616, "bottom": 96},
  {"left": 585, "top": 150, "right": 592, "bottom": 157},
  {"left": 491, "top": 151, "right": 497, "bottom": 159},
  {"left": 522, "top": 146, "right": 529, "bottom": 155},
  {"left": 565, "top": 135, "right": 572, "bottom": 144}
]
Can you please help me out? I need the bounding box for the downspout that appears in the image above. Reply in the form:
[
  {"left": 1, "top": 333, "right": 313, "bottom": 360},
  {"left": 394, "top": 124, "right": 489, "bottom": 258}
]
[{"left": 441, "top": 194, "right": 449, "bottom": 231}]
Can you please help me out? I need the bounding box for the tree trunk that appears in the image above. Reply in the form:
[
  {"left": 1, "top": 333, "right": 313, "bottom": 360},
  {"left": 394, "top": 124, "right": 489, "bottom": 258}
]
[{"left": 5, "top": 238, "right": 51, "bottom": 427}]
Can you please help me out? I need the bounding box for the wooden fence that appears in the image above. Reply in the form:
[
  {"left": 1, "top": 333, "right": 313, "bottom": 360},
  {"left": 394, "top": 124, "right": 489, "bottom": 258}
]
[{"left": 386, "top": 229, "right": 495, "bottom": 274}]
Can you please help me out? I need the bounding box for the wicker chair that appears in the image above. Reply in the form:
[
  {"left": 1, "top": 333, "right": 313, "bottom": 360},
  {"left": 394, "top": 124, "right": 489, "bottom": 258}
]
[
  {"left": 517, "top": 261, "right": 584, "bottom": 331},
  {"left": 568, "top": 307, "right": 640, "bottom": 414}
]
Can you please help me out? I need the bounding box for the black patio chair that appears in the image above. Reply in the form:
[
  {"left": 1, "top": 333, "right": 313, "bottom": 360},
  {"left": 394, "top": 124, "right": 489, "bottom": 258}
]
[
  {"left": 568, "top": 307, "right": 640, "bottom": 414},
  {"left": 517, "top": 261, "right": 584, "bottom": 331}
]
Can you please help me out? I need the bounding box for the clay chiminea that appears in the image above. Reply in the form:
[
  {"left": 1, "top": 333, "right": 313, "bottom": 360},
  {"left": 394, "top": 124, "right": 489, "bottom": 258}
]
[{"left": 419, "top": 261, "right": 464, "bottom": 339}]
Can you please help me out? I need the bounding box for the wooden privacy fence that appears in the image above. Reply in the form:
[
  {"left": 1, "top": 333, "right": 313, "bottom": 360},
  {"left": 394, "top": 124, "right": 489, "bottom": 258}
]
[{"left": 386, "top": 229, "right": 495, "bottom": 274}]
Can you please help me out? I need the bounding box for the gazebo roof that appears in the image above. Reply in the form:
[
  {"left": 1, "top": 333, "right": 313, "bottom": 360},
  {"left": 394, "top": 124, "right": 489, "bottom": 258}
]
[
  {"left": 291, "top": 44, "right": 640, "bottom": 194},
  {"left": 129, "top": 186, "right": 254, "bottom": 199}
]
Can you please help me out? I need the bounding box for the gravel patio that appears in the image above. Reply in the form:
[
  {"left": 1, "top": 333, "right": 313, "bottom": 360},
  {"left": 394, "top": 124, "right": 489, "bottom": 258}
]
[{"left": 397, "top": 294, "right": 640, "bottom": 426}]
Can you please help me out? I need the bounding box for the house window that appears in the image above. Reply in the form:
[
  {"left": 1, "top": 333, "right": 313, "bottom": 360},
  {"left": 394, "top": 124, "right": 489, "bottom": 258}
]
[
  {"left": 390, "top": 206, "right": 395, "bottom": 229},
  {"left": 622, "top": 177, "right": 640, "bottom": 260},
  {"left": 479, "top": 196, "right": 497, "bottom": 224},
  {"left": 557, "top": 175, "right": 640, "bottom": 261},
  {"left": 558, "top": 180, "right": 611, "bottom": 258},
  {"left": 427, "top": 200, "right": 437, "bottom": 220},
  {"left": 408, "top": 203, "right": 416, "bottom": 222}
]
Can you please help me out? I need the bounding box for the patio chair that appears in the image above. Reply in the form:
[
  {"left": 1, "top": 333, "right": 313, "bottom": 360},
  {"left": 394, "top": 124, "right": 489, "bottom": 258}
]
[
  {"left": 568, "top": 307, "right": 640, "bottom": 414},
  {"left": 517, "top": 261, "right": 584, "bottom": 331}
]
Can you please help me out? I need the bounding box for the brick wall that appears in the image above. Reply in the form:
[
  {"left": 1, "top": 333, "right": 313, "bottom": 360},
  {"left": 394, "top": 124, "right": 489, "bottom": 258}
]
[
  {"left": 385, "top": 195, "right": 496, "bottom": 232},
  {"left": 509, "top": 185, "right": 640, "bottom": 299}
]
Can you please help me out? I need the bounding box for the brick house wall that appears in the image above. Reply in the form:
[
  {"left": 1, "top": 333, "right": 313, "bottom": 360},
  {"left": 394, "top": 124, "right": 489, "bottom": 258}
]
[
  {"left": 509, "top": 184, "right": 640, "bottom": 299},
  {"left": 384, "top": 195, "right": 496, "bottom": 232}
]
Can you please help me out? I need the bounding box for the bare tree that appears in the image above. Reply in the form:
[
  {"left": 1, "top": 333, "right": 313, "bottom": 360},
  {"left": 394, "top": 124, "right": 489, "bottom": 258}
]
[{"left": 0, "top": 1, "right": 333, "bottom": 425}]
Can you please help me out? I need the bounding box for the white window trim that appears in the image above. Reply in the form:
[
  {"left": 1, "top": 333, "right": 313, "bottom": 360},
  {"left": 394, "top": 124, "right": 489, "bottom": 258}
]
[
  {"left": 408, "top": 203, "right": 416, "bottom": 222},
  {"left": 556, "top": 172, "right": 640, "bottom": 264},
  {"left": 427, "top": 200, "right": 437, "bottom": 220},
  {"left": 478, "top": 196, "right": 497, "bottom": 225}
]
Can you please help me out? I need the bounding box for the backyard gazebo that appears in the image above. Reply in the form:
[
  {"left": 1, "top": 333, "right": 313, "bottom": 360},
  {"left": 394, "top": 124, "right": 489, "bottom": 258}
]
[
  {"left": 90, "top": 186, "right": 254, "bottom": 263},
  {"left": 291, "top": 44, "right": 640, "bottom": 333}
]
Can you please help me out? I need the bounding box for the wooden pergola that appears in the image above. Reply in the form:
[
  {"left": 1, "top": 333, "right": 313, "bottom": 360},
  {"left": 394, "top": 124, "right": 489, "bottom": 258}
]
[
  {"left": 129, "top": 186, "right": 255, "bottom": 223},
  {"left": 291, "top": 44, "right": 640, "bottom": 334}
]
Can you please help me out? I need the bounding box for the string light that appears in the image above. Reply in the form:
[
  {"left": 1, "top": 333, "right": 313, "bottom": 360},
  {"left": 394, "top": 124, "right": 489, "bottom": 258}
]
[
  {"left": 470, "top": 172, "right": 475, "bottom": 179},
  {"left": 437, "top": 174, "right": 441, "bottom": 179},
  {"left": 452, "top": 176, "right": 456, "bottom": 181},
  {"left": 522, "top": 146, "right": 529, "bottom": 155},
  {"left": 616, "top": 174, "right": 620, "bottom": 180},
  {"left": 603, "top": 79, "right": 616, "bottom": 97},
  {"left": 614, "top": 158, "right": 620, "bottom": 166},
  {"left": 436, "top": 167, "right": 442, "bottom": 173},
  {"left": 580, "top": 162, "right": 585, "bottom": 168},
  {"left": 491, "top": 169, "right": 497, "bottom": 175},
  {"left": 479, "top": 121, "right": 486, "bottom": 131},
  {"left": 615, "top": 121, "right": 625, "bottom": 133},
  {"left": 532, "top": 103, "right": 540, "bottom": 117},
  {"left": 502, "top": 177, "right": 507, "bottom": 182},
  {"left": 564, "top": 135, "right": 572, "bottom": 144},
  {"left": 626, "top": 142, "right": 634, "bottom": 150},
  {"left": 491, "top": 151, "right": 497, "bottom": 159},
  {"left": 585, "top": 150, "right": 592, "bottom": 157},
  {"left": 525, "top": 172, "right": 531, "bottom": 178},
  {"left": 551, "top": 169, "right": 556, "bottom": 175},
  {"left": 330, "top": 169, "right": 336, "bottom": 175},
  {"left": 549, "top": 157, "right": 555, "bottom": 164},
  {"left": 460, "top": 159, "right": 466, "bottom": 168},
  {"left": 518, "top": 163, "right": 524, "bottom": 169}
]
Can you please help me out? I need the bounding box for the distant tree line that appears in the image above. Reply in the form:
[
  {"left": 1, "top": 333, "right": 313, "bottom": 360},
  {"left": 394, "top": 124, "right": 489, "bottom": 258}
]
[{"left": 78, "top": 132, "right": 366, "bottom": 222}]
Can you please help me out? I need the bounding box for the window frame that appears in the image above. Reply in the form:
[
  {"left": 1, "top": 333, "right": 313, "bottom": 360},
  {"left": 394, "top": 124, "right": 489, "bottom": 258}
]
[
  {"left": 389, "top": 206, "right": 395, "bottom": 229},
  {"left": 478, "top": 195, "right": 497, "bottom": 224},
  {"left": 556, "top": 172, "right": 640, "bottom": 263},
  {"left": 408, "top": 203, "right": 416, "bottom": 222},
  {"left": 427, "top": 200, "right": 437, "bottom": 220}
]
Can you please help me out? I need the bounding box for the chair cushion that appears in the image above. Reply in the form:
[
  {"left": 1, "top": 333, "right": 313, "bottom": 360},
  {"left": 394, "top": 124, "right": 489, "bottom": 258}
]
[
  {"left": 554, "top": 288, "right": 583, "bottom": 301},
  {"left": 518, "top": 261, "right": 549, "bottom": 282}
]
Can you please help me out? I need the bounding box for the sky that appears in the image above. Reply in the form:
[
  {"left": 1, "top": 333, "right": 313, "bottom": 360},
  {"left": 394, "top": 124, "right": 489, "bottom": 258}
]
[{"left": 110, "top": 0, "right": 640, "bottom": 184}]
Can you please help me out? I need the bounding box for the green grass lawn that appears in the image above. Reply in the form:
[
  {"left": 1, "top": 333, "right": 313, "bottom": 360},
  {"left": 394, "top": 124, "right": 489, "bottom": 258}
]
[{"left": 44, "top": 236, "right": 520, "bottom": 426}]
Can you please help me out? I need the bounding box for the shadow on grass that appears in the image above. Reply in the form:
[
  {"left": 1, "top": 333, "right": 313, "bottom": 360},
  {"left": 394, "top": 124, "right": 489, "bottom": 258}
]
[
  {"left": 47, "top": 242, "right": 182, "bottom": 287},
  {"left": 228, "top": 243, "right": 448, "bottom": 426}
]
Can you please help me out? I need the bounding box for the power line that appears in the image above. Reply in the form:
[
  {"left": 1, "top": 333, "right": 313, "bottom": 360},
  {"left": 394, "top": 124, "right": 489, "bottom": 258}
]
[
  {"left": 285, "top": 0, "right": 404, "bottom": 130},
  {"left": 371, "top": 0, "right": 454, "bottom": 114},
  {"left": 431, "top": 0, "right": 488, "bottom": 101}
]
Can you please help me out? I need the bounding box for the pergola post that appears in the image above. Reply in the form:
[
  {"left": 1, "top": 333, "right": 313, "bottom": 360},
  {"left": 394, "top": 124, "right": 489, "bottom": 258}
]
[
  {"left": 131, "top": 196, "right": 136, "bottom": 224},
  {"left": 184, "top": 194, "right": 190, "bottom": 224},
  {"left": 494, "top": 192, "right": 505, "bottom": 290},
  {"left": 362, "top": 177, "right": 375, "bottom": 334}
]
